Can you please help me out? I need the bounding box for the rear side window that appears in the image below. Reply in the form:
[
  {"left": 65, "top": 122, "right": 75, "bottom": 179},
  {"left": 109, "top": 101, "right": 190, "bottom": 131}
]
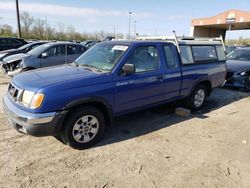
[
  {"left": 164, "top": 46, "right": 177, "bottom": 69},
  {"left": 67, "top": 45, "right": 86, "bottom": 55},
  {"left": 192, "top": 46, "right": 217, "bottom": 62},
  {"left": 179, "top": 45, "right": 194, "bottom": 64}
]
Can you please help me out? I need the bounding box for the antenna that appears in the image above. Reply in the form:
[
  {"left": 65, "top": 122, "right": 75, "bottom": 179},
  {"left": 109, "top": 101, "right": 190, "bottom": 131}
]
[{"left": 173, "top": 31, "right": 181, "bottom": 54}]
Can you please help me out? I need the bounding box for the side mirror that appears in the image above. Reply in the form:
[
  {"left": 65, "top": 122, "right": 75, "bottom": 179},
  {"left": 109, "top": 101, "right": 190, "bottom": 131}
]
[
  {"left": 122, "top": 64, "right": 135, "bottom": 75},
  {"left": 41, "top": 52, "right": 48, "bottom": 58}
]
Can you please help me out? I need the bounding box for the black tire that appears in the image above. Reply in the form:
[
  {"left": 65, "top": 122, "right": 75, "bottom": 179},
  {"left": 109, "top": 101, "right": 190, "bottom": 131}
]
[
  {"left": 60, "top": 106, "right": 105, "bottom": 149},
  {"left": 53, "top": 135, "right": 64, "bottom": 143},
  {"left": 186, "top": 84, "right": 208, "bottom": 111},
  {"left": 242, "top": 77, "right": 250, "bottom": 92}
]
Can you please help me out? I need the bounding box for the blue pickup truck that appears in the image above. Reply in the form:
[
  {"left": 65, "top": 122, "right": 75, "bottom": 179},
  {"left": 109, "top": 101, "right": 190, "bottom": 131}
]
[{"left": 3, "top": 39, "right": 226, "bottom": 149}]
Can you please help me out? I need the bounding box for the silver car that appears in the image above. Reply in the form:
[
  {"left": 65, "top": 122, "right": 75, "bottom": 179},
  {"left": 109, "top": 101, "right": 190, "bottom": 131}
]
[{"left": 1, "top": 42, "right": 87, "bottom": 76}]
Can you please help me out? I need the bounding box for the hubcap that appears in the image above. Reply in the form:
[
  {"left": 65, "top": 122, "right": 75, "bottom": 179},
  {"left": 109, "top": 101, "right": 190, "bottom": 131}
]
[
  {"left": 194, "top": 89, "right": 205, "bottom": 107},
  {"left": 72, "top": 115, "right": 99, "bottom": 143}
]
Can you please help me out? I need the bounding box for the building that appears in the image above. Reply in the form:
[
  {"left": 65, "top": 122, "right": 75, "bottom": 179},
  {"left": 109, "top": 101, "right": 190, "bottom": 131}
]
[{"left": 191, "top": 9, "right": 250, "bottom": 39}]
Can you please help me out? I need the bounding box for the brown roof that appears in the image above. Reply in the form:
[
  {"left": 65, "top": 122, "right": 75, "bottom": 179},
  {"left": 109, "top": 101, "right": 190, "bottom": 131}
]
[{"left": 192, "top": 9, "right": 250, "bottom": 26}]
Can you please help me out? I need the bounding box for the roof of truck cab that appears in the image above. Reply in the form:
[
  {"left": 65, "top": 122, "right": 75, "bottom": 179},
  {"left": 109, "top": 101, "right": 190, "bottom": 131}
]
[
  {"left": 101, "top": 40, "right": 175, "bottom": 46},
  {"left": 101, "top": 40, "right": 222, "bottom": 46}
]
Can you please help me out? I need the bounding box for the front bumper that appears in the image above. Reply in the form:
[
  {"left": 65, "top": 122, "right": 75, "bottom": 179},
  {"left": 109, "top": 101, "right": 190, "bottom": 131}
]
[
  {"left": 225, "top": 74, "right": 248, "bottom": 88},
  {"left": 3, "top": 94, "right": 68, "bottom": 136}
]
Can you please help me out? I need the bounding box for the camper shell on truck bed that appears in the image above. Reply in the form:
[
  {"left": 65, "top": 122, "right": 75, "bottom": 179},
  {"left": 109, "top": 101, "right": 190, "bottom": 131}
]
[{"left": 3, "top": 36, "right": 226, "bottom": 149}]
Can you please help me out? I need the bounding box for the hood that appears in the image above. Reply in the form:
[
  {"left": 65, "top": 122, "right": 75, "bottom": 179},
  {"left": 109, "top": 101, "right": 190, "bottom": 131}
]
[
  {"left": 0, "top": 49, "right": 17, "bottom": 54},
  {"left": 226, "top": 60, "right": 250, "bottom": 73},
  {"left": 12, "top": 65, "right": 109, "bottom": 92},
  {"left": 2, "top": 53, "right": 30, "bottom": 64},
  {"left": 0, "top": 49, "right": 24, "bottom": 61}
]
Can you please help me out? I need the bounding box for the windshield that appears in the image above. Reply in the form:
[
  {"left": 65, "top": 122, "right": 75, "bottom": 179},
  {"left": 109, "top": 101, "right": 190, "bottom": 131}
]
[
  {"left": 18, "top": 43, "right": 34, "bottom": 50},
  {"left": 227, "top": 49, "right": 250, "bottom": 61},
  {"left": 27, "top": 44, "right": 51, "bottom": 56},
  {"left": 75, "top": 43, "right": 129, "bottom": 71}
]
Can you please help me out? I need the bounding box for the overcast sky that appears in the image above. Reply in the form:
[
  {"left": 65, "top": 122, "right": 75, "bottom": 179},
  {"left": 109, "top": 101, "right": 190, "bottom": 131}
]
[{"left": 0, "top": 0, "right": 249, "bottom": 38}]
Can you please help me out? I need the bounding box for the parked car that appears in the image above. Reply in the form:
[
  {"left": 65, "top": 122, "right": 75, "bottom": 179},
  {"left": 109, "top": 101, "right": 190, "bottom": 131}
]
[
  {"left": 81, "top": 40, "right": 100, "bottom": 49},
  {"left": 0, "top": 41, "right": 47, "bottom": 61},
  {"left": 1, "top": 42, "right": 87, "bottom": 76},
  {"left": 0, "top": 37, "right": 28, "bottom": 51},
  {"left": 225, "top": 47, "right": 250, "bottom": 91},
  {"left": 3, "top": 39, "right": 226, "bottom": 149}
]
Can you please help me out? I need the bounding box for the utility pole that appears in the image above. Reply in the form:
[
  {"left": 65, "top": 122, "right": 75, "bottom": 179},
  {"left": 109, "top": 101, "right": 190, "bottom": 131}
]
[
  {"left": 128, "top": 12, "right": 132, "bottom": 40},
  {"left": 15, "top": 0, "right": 22, "bottom": 38}
]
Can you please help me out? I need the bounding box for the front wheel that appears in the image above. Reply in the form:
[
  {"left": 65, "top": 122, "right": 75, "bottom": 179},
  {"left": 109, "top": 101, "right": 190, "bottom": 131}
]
[
  {"left": 61, "top": 106, "right": 105, "bottom": 149},
  {"left": 186, "top": 85, "right": 208, "bottom": 111}
]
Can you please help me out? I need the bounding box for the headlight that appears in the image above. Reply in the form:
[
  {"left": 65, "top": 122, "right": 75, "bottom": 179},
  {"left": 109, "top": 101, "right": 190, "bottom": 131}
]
[
  {"left": 240, "top": 72, "right": 247, "bottom": 76},
  {"left": 21, "top": 90, "right": 44, "bottom": 109}
]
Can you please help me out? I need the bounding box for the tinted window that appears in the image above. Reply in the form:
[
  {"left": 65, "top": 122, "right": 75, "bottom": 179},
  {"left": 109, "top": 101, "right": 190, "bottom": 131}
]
[
  {"left": 227, "top": 49, "right": 250, "bottom": 61},
  {"left": 12, "top": 39, "right": 21, "bottom": 45},
  {"left": 125, "top": 46, "right": 159, "bottom": 73},
  {"left": 164, "top": 46, "right": 177, "bottom": 69},
  {"left": 67, "top": 45, "right": 85, "bottom": 55},
  {"left": 0, "top": 38, "right": 11, "bottom": 45},
  {"left": 192, "top": 46, "right": 217, "bottom": 62},
  {"left": 57, "top": 45, "right": 66, "bottom": 55},
  {"left": 180, "top": 45, "right": 193, "bottom": 64},
  {"left": 45, "top": 45, "right": 65, "bottom": 57}
]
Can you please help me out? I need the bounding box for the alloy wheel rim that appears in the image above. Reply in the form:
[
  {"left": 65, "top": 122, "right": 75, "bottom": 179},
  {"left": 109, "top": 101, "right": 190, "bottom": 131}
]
[
  {"left": 194, "top": 89, "right": 205, "bottom": 107},
  {"left": 72, "top": 115, "right": 99, "bottom": 143}
]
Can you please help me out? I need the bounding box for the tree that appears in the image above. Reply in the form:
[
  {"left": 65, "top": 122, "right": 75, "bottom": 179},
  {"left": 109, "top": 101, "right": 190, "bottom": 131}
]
[
  {"left": 20, "top": 12, "right": 34, "bottom": 38},
  {"left": 0, "top": 24, "right": 14, "bottom": 36},
  {"left": 31, "top": 18, "right": 45, "bottom": 39}
]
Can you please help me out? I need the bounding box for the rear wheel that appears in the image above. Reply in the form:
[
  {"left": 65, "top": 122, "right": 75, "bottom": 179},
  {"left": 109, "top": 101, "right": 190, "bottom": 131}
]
[
  {"left": 61, "top": 106, "right": 105, "bottom": 149},
  {"left": 186, "top": 85, "right": 208, "bottom": 111}
]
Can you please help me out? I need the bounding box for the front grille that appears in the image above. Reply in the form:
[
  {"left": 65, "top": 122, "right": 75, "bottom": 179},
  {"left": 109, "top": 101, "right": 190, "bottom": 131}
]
[{"left": 8, "top": 83, "right": 23, "bottom": 102}]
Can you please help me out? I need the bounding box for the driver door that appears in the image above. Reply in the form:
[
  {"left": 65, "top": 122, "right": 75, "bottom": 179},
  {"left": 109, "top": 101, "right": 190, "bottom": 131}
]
[
  {"left": 114, "top": 45, "right": 166, "bottom": 113},
  {"left": 40, "top": 45, "right": 66, "bottom": 68}
]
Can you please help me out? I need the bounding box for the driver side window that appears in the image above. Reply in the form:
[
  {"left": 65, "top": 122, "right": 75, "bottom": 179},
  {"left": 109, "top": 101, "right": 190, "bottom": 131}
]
[
  {"left": 125, "top": 46, "right": 159, "bottom": 73},
  {"left": 44, "top": 45, "right": 66, "bottom": 57},
  {"left": 45, "top": 46, "right": 57, "bottom": 57}
]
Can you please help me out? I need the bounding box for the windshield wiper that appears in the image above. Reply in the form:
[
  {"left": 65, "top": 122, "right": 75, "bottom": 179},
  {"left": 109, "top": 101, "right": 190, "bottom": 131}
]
[{"left": 80, "top": 64, "right": 102, "bottom": 72}]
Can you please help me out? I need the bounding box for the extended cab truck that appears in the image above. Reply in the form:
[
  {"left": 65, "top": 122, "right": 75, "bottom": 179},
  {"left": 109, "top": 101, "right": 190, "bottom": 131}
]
[{"left": 3, "top": 39, "right": 227, "bottom": 149}]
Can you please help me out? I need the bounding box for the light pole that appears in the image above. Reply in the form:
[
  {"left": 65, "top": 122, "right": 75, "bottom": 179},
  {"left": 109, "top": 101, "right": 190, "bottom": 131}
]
[
  {"left": 133, "top": 21, "right": 137, "bottom": 39},
  {"left": 15, "top": 0, "right": 21, "bottom": 38},
  {"left": 128, "top": 12, "right": 132, "bottom": 40}
]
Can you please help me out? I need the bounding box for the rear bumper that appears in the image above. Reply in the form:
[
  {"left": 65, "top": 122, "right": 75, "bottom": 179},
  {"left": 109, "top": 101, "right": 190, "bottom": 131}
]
[{"left": 3, "top": 94, "right": 68, "bottom": 136}]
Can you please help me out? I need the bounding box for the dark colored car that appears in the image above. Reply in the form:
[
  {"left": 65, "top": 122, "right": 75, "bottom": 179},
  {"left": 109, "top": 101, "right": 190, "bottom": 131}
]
[
  {"left": 225, "top": 47, "right": 250, "bottom": 91},
  {"left": 0, "top": 41, "right": 47, "bottom": 61},
  {"left": 1, "top": 42, "right": 87, "bottom": 76},
  {"left": 81, "top": 40, "right": 100, "bottom": 49},
  {"left": 0, "top": 37, "right": 28, "bottom": 51},
  {"left": 3, "top": 39, "right": 226, "bottom": 149}
]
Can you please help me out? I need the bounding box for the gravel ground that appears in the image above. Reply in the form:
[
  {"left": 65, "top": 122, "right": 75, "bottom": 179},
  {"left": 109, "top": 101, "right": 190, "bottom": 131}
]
[{"left": 0, "top": 76, "right": 249, "bottom": 188}]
